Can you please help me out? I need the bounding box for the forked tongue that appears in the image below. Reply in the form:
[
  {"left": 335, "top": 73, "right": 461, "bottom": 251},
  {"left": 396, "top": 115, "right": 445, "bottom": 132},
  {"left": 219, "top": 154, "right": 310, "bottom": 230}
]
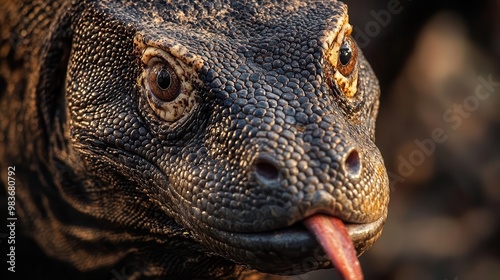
[{"left": 303, "top": 215, "right": 363, "bottom": 280}]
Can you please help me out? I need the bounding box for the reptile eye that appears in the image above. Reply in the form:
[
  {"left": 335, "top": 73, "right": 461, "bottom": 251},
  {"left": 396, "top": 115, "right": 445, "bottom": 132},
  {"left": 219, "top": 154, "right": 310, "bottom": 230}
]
[
  {"left": 337, "top": 36, "right": 357, "bottom": 77},
  {"left": 141, "top": 47, "right": 200, "bottom": 123},
  {"left": 149, "top": 64, "right": 181, "bottom": 102},
  {"left": 339, "top": 44, "right": 351, "bottom": 65},
  {"left": 157, "top": 69, "right": 171, "bottom": 90},
  {"left": 326, "top": 31, "right": 359, "bottom": 99}
]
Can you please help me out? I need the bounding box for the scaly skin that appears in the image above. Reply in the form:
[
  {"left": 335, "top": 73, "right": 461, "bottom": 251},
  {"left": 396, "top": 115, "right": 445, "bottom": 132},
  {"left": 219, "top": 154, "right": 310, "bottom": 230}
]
[{"left": 0, "top": 0, "right": 389, "bottom": 278}]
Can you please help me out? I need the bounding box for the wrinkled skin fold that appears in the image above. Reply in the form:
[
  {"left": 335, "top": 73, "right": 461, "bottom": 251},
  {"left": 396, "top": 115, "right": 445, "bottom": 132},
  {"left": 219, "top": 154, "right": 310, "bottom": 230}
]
[{"left": 0, "top": 0, "right": 389, "bottom": 278}]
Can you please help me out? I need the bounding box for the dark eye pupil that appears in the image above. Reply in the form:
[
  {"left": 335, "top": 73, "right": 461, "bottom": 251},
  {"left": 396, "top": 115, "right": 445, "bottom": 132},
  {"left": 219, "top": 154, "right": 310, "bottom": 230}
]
[
  {"left": 339, "top": 43, "right": 352, "bottom": 66},
  {"left": 157, "top": 69, "right": 171, "bottom": 90}
]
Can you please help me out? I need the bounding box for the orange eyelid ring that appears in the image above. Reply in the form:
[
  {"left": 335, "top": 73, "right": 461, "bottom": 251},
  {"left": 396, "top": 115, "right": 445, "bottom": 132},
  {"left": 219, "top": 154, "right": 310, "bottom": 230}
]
[
  {"left": 327, "top": 22, "right": 359, "bottom": 99},
  {"left": 327, "top": 21, "right": 352, "bottom": 68},
  {"left": 140, "top": 47, "right": 201, "bottom": 122}
]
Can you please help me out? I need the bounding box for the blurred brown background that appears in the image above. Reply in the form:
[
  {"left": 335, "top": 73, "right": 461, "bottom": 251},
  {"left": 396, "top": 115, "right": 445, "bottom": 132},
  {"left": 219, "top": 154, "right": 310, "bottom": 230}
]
[{"left": 291, "top": 0, "right": 500, "bottom": 279}]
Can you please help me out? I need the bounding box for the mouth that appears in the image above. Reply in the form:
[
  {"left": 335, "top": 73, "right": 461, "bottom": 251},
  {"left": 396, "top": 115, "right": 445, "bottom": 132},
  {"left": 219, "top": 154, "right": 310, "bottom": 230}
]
[{"left": 196, "top": 209, "right": 387, "bottom": 275}]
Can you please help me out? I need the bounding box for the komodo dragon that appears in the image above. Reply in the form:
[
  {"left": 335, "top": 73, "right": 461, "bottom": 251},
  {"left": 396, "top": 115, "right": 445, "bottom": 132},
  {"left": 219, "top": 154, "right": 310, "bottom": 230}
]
[{"left": 0, "top": 0, "right": 389, "bottom": 279}]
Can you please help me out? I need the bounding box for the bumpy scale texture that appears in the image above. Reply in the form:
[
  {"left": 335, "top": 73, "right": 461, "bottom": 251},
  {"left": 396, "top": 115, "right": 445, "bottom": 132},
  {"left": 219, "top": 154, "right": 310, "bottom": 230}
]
[{"left": 0, "top": 0, "right": 389, "bottom": 278}]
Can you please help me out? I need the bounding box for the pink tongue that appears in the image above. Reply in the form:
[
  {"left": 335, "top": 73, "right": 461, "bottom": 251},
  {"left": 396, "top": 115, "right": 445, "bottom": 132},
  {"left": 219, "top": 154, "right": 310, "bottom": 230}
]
[{"left": 303, "top": 215, "right": 363, "bottom": 280}]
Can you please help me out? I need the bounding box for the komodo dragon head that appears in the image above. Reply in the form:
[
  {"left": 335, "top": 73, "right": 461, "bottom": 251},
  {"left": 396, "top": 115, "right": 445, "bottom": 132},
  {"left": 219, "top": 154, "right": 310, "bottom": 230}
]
[{"left": 0, "top": 0, "right": 389, "bottom": 278}]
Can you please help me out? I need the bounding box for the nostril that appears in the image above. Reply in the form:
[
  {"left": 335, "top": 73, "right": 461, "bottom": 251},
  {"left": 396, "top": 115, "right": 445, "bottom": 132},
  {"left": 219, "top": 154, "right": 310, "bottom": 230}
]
[
  {"left": 254, "top": 160, "right": 280, "bottom": 181},
  {"left": 344, "top": 149, "right": 362, "bottom": 178}
]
